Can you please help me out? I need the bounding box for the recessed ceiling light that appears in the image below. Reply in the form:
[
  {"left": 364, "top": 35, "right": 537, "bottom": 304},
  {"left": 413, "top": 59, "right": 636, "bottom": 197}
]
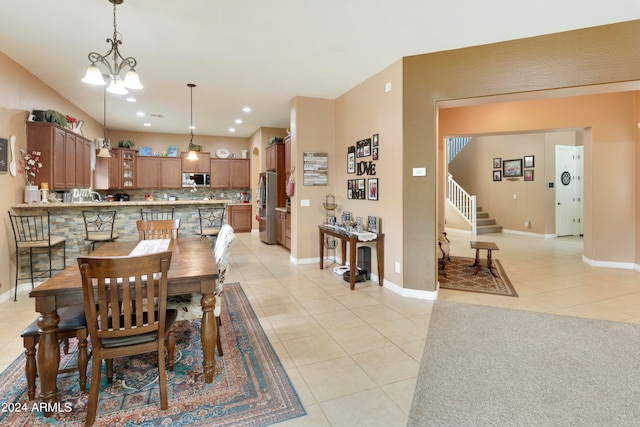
[
  {"left": 229, "top": 128, "right": 236, "bottom": 132},
  {"left": 136, "top": 112, "right": 145, "bottom": 117},
  {"left": 235, "top": 119, "right": 243, "bottom": 124},
  {"left": 143, "top": 123, "right": 151, "bottom": 127},
  {"left": 242, "top": 107, "right": 251, "bottom": 113},
  {"left": 126, "top": 97, "right": 136, "bottom": 103}
]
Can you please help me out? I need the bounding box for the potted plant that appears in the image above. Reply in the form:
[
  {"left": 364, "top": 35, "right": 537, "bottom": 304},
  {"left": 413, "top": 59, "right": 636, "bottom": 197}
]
[
  {"left": 268, "top": 136, "right": 283, "bottom": 145},
  {"left": 118, "top": 140, "right": 135, "bottom": 148}
]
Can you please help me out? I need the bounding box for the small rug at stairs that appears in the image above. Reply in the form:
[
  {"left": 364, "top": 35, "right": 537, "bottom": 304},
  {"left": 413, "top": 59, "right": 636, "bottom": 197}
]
[
  {"left": 408, "top": 301, "right": 640, "bottom": 426},
  {"left": 0, "top": 283, "right": 306, "bottom": 427},
  {"left": 439, "top": 256, "right": 518, "bottom": 297}
]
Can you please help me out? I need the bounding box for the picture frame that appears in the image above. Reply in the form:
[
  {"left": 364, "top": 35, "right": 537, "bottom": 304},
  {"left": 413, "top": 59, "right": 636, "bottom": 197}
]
[
  {"left": 493, "top": 170, "right": 502, "bottom": 181},
  {"left": 372, "top": 147, "right": 378, "bottom": 161},
  {"left": 368, "top": 178, "right": 378, "bottom": 201},
  {"left": 493, "top": 157, "right": 501, "bottom": 169},
  {"left": 372, "top": 133, "right": 379, "bottom": 147},
  {"left": 0, "top": 137, "right": 7, "bottom": 174},
  {"left": 524, "top": 155, "right": 535, "bottom": 168},
  {"left": 362, "top": 138, "right": 371, "bottom": 157},
  {"left": 503, "top": 158, "right": 523, "bottom": 177},
  {"left": 167, "top": 146, "right": 179, "bottom": 157},
  {"left": 524, "top": 169, "right": 534, "bottom": 181},
  {"left": 139, "top": 147, "right": 152, "bottom": 156},
  {"left": 347, "top": 152, "right": 355, "bottom": 174}
]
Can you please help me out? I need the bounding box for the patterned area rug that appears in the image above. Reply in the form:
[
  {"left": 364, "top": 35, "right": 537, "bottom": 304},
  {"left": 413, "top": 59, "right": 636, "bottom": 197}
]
[
  {"left": 0, "top": 283, "right": 306, "bottom": 426},
  {"left": 438, "top": 256, "right": 518, "bottom": 297}
]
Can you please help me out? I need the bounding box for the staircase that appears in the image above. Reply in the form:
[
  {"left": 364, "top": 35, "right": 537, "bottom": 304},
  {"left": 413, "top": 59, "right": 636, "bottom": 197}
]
[{"left": 476, "top": 207, "right": 503, "bottom": 234}]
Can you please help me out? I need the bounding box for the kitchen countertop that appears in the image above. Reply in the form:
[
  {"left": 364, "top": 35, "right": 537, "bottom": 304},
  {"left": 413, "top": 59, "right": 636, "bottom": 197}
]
[{"left": 13, "top": 199, "right": 242, "bottom": 209}]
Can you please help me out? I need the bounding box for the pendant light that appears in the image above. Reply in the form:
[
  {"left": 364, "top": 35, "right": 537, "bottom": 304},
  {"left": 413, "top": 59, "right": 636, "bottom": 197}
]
[
  {"left": 97, "top": 86, "right": 112, "bottom": 158},
  {"left": 186, "top": 83, "right": 198, "bottom": 160}
]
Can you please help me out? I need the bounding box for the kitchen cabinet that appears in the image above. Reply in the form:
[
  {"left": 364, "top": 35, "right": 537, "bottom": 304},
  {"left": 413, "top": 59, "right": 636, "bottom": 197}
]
[
  {"left": 228, "top": 204, "right": 252, "bottom": 232},
  {"left": 181, "top": 151, "right": 210, "bottom": 173},
  {"left": 284, "top": 135, "right": 291, "bottom": 176},
  {"left": 265, "top": 143, "right": 283, "bottom": 172},
  {"left": 27, "top": 122, "right": 92, "bottom": 190},
  {"left": 135, "top": 157, "right": 182, "bottom": 189},
  {"left": 276, "top": 210, "right": 291, "bottom": 250},
  {"left": 120, "top": 149, "right": 136, "bottom": 188},
  {"left": 210, "top": 159, "right": 250, "bottom": 188}
]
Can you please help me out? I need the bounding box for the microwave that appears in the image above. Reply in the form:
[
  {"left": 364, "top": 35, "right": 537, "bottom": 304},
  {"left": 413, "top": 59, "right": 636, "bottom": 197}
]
[{"left": 182, "top": 173, "right": 210, "bottom": 187}]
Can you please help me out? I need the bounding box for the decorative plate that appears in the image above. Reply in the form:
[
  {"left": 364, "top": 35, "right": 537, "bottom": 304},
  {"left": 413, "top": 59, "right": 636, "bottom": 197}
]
[{"left": 216, "top": 148, "right": 230, "bottom": 158}]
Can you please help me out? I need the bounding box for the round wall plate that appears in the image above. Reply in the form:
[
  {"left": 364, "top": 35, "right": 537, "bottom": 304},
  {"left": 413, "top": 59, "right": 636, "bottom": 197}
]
[{"left": 216, "top": 148, "right": 230, "bottom": 158}]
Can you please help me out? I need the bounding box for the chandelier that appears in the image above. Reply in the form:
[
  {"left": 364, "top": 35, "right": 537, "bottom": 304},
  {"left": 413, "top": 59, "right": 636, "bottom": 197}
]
[
  {"left": 81, "top": 0, "right": 142, "bottom": 95},
  {"left": 186, "top": 83, "right": 199, "bottom": 160}
]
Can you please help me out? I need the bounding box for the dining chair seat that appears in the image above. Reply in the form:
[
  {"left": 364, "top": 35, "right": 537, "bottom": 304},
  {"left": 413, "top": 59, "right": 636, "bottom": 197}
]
[{"left": 21, "top": 305, "right": 89, "bottom": 401}]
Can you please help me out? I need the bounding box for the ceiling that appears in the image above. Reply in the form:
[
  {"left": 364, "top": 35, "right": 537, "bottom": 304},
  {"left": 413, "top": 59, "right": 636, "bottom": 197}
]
[{"left": 1, "top": 1, "right": 639, "bottom": 138}]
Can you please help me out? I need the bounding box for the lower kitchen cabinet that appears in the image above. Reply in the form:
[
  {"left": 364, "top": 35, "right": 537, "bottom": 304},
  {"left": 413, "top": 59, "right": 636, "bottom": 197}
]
[
  {"left": 228, "top": 204, "right": 252, "bottom": 232},
  {"left": 276, "top": 210, "right": 291, "bottom": 250}
]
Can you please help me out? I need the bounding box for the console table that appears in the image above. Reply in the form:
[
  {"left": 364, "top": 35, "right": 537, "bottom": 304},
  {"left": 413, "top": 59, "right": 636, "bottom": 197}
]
[{"left": 318, "top": 225, "right": 384, "bottom": 290}]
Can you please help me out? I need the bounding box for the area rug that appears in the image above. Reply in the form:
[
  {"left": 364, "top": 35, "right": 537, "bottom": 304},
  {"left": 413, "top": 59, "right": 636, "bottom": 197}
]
[
  {"left": 408, "top": 301, "right": 640, "bottom": 426},
  {"left": 0, "top": 283, "right": 306, "bottom": 426},
  {"left": 438, "top": 256, "right": 517, "bottom": 297}
]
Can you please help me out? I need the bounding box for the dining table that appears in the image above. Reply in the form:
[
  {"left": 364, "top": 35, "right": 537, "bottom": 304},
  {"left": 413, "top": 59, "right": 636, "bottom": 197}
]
[{"left": 29, "top": 237, "right": 218, "bottom": 413}]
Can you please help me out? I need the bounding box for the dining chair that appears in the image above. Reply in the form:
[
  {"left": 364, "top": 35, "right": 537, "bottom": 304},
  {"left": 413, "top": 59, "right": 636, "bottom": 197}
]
[
  {"left": 211, "top": 225, "right": 238, "bottom": 356},
  {"left": 77, "top": 251, "right": 176, "bottom": 426},
  {"left": 140, "top": 207, "right": 175, "bottom": 221},
  {"left": 21, "top": 305, "right": 89, "bottom": 400},
  {"left": 82, "top": 210, "right": 119, "bottom": 252},
  {"left": 8, "top": 210, "right": 66, "bottom": 301},
  {"left": 197, "top": 205, "right": 227, "bottom": 240},
  {"left": 137, "top": 219, "right": 181, "bottom": 240}
]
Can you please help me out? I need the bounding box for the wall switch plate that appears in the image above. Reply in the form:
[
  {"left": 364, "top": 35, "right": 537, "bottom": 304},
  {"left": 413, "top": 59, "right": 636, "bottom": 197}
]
[
  {"left": 385, "top": 82, "right": 392, "bottom": 92},
  {"left": 395, "top": 262, "right": 401, "bottom": 273},
  {"left": 412, "top": 167, "right": 426, "bottom": 176},
  {"left": 301, "top": 199, "right": 310, "bottom": 207}
]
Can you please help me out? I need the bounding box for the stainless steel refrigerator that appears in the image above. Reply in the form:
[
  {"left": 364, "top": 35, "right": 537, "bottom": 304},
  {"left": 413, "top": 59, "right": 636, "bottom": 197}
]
[{"left": 258, "top": 171, "right": 277, "bottom": 244}]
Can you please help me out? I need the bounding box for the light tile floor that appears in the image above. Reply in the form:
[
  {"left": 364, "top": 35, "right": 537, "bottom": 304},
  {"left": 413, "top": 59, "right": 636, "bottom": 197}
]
[{"left": 1, "top": 229, "right": 639, "bottom": 426}]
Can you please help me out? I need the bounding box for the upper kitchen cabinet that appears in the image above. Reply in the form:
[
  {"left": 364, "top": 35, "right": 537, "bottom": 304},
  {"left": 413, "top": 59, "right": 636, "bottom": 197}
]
[
  {"left": 27, "top": 122, "right": 91, "bottom": 190},
  {"left": 265, "top": 143, "right": 284, "bottom": 172},
  {"left": 230, "top": 159, "right": 250, "bottom": 188},
  {"left": 181, "top": 151, "right": 210, "bottom": 173},
  {"left": 135, "top": 156, "right": 182, "bottom": 189},
  {"left": 210, "top": 159, "right": 250, "bottom": 189}
]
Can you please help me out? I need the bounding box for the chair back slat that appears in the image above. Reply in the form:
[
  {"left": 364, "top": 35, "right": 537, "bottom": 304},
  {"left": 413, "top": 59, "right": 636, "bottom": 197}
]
[
  {"left": 78, "top": 252, "right": 172, "bottom": 343},
  {"left": 9, "top": 211, "right": 52, "bottom": 244},
  {"left": 137, "top": 219, "right": 181, "bottom": 240},
  {"left": 140, "top": 208, "right": 175, "bottom": 221}
]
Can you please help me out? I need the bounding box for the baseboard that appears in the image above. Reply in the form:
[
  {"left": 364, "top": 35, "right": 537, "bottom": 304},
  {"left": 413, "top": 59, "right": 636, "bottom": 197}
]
[
  {"left": 582, "top": 256, "right": 636, "bottom": 270},
  {"left": 502, "top": 229, "right": 557, "bottom": 238}
]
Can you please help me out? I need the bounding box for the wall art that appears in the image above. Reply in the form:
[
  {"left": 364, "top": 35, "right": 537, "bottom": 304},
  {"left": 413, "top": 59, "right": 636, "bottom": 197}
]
[{"left": 503, "top": 158, "right": 523, "bottom": 177}]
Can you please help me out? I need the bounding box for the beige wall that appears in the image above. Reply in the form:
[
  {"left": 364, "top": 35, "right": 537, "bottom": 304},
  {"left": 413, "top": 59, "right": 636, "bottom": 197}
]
[
  {"left": 0, "top": 51, "right": 103, "bottom": 297},
  {"left": 439, "top": 91, "right": 637, "bottom": 263},
  {"left": 402, "top": 21, "right": 640, "bottom": 292}
]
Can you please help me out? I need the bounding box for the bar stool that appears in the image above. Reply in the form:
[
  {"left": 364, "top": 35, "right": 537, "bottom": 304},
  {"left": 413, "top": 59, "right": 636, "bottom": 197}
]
[
  {"left": 82, "top": 210, "right": 119, "bottom": 252},
  {"left": 21, "top": 305, "right": 89, "bottom": 400},
  {"left": 140, "top": 207, "right": 175, "bottom": 220},
  {"left": 197, "top": 205, "right": 227, "bottom": 240},
  {"left": 8, "top": 210, "right": 66, "bottom": 301}
]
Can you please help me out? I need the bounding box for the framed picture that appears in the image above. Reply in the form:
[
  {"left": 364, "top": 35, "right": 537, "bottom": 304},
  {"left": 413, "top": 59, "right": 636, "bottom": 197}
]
[
  {"left": 167, "top": 146, "right": 179, "bottom": 157},
  {"left": 368, "top": 178, "right": 378, "bottom": 201},
  {"left": 372, "top": 147, "right": 378, "bottom": 161},
  {"left": 372, "top": 133, "right": 379, "bottom": 147},
  {"left": 493, "top": 170, "right": 502, "bottom": 181},
  {"left": 0, "top": 137, "right": 7, "bottom": 174},
  {"left": 524, "top": 169, "right": 534, "bottom": 181},
  {"left": 362, "top": 138, "right": 371, "bottom": 157},
  {"left": 347, "top": 152, "right": 355, "bottom": 174},
  {"left": 139, "top": 147, "right": 152, "bottom": 156},
  {"left": 524, "top": 155, "right": 535, "bottom": 168},
  {"left": 503, "top": 159, "right": 523, "bottom": 177},
  {"left": 493, "top": 157, "right": 501, "bottom": 169}
]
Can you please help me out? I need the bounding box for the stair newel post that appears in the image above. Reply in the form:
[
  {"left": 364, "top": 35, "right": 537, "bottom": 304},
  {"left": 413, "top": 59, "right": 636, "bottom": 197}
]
[{"left": 471, "top": 195, "right": 477, "bottom": 236}]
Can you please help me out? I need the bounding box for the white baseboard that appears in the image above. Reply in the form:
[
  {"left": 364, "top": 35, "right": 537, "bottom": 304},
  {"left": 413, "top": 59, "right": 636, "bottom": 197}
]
[
  {"left": 582, "top": 256, "right": 636, "bottom": 270},
  {"left": 502, "top": 229, "right": 557, "bottom": 238}
]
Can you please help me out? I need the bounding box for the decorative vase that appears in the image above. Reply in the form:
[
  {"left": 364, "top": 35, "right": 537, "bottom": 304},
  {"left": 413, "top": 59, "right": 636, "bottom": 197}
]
[{"left": 24, "top": 184, "right": 40, "bottom": 204}]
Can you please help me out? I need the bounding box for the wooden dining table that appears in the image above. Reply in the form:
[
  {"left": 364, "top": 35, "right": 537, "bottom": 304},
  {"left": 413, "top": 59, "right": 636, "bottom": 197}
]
[{"left": 29, "top": 238, "right": 218, "bottom": 411}]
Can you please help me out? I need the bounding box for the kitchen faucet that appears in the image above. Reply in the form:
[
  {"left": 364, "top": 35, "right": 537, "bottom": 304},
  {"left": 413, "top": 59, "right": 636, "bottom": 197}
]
[{"left": 89, "top": 191, "right": 102, "bottom": 202}]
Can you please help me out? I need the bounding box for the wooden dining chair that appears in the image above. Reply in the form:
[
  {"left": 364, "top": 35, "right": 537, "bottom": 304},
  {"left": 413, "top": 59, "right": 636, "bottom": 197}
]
[
  {"left": 137, "top": 219, "right": 181, "bottom": 240},
  {"left": 8, "top": 210, "right": 66, "bottom": 301},
  {"left": 21, "top": 305, "right": 89, "bottom": 401},
  {"left": 77, "top": 251, "right": 176, "bottom": 426}
]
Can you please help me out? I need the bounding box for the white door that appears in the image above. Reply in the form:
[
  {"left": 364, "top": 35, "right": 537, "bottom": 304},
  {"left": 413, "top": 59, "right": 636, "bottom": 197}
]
[{"left": 555, "top": 145, "right": 578, "bottom": 236}]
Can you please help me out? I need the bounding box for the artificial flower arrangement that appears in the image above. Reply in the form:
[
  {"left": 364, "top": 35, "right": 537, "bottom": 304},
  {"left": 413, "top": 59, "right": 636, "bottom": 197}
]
[{"left": 19, "top": 148, "right": 43, "bottom": 184}]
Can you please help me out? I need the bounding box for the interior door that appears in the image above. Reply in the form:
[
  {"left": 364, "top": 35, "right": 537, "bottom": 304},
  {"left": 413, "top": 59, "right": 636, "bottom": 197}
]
[{"left": 555, "top": 145, "right": 578, "bottom": 236}]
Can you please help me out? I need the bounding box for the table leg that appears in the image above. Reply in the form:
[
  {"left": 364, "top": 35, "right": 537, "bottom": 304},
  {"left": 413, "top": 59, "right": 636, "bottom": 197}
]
[
  {"left": 376, "top": 235, "right": 384, "bottom": 287},
  {"left": 319, "top": 230, "right": 325, "bottom": 269},
  {"left": 200, "top": 292, "right": 217, "bottom": 383},
  {"left": 340, "top": 240, "right": 347, "bottom": 266},
  {"left": 486, "top": 249, "right": 498, "bottom": 277},
  {"left": 37, "top": 310, "right": 60, "bottom": 415},
  {"left": 472, "top": 249, "right": 482, "bottom": 275},
  {"left": 349, "top": 239, "right": 357, "bottom": 290}
]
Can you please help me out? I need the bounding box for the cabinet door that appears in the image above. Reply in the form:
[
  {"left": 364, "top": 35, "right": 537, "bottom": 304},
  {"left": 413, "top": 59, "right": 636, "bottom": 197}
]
[
  {"left": 276, "top": 211, "right": 284, "bottom": 245},
  {"left": 285, "top": 136, "right": 291, "bottom": 175},
  {"left": 285, "top": 212, "right": 291, "bottom": 249},
  {"left": 75, "top": 137, "right": 91, "bottom": 188},
  {"left": 229, "top": 204, "right": 252, "bottom": 232},
  {"left": 210, "top": 159, "right": 231, "bottom": 188},
  {"left": 230, "top": 159, "right": 250, "bottom": 188},
  {"left": 181, "top": 152, "right": 211, "bottom": 173},
  {"left": 64, "top": 132, "right": 76, "bottom": 188},
  {"left": 52, "top": 127, "right": 66, "bottom": 189},
  {"left": 120, "top": 149, "right": 136, "bottom": 188},
  {"left": 160, "top": 157, "right": 183, "bottom": 188},
  {"left": 136, "top": 157, "right": 159, "bottom": 188},
  {"left": 266, "top": 145, "right": 276, "bottom": 171},
  {"left": 109, "top": 150, "right": 119, "bottom": 189}
]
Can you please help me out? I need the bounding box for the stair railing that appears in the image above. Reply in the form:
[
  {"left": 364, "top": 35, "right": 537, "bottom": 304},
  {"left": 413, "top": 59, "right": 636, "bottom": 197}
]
[{"left": 447, "top": 173, "right": 477, "bottom": 235}]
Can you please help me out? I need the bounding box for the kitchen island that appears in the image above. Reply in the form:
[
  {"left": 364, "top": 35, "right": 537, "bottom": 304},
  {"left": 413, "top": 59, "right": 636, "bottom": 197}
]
[{"left": 11, "top": 199, "right": 243, "bottom": 270}]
